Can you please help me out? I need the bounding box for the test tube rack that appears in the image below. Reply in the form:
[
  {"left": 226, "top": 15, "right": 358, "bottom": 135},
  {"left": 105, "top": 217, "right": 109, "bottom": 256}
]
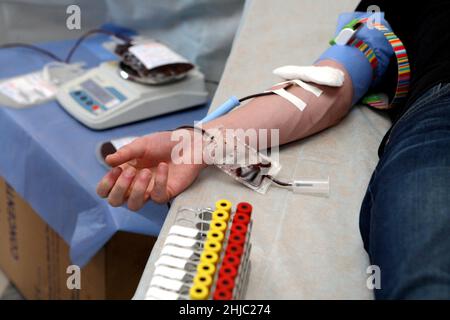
[{"left": 145, "top": 199, "right": 253, "bottom": 300}]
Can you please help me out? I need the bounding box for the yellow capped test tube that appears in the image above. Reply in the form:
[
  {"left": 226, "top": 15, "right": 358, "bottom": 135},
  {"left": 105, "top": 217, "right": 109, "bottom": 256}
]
[
  {"left": 212, "top": 209, "right": 230, "bottom": 223},
  {"left": 204, "top": 239, "right": 222, "bottom": 254},
  {"left": 209, "top": 220, "right": 227, "bottom": 233},
  {"left": 189, "top": 284, "right": 209, "bottom": 300},
  {"left": 194, "top": 272, "right": 213, "bottom": 288},
  {"left": 200, "top": 250, "right": 219, "bottom": 265},
  {"left": 196, "top": 261, "right": 216, "bottom": 277},
  {"left": 215, "top": 199, "right": 232, "bottom": 213},
  {"left": 207, "top": 229, "right": 224, "bottom": 243}
]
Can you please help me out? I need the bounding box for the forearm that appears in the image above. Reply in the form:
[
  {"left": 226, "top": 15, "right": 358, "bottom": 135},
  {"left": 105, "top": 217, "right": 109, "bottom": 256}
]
[{"left": 201, "top": 60, "right": 353, "bottom": 148}]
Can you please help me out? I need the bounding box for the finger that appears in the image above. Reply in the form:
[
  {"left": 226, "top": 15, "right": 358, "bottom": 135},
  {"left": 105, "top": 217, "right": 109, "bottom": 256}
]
[
  {"left": 150, "top": 163, "right": 169, "bottom": 204},
  {"left": 127, "top": 169, "right": 152, "bottom": 211},
  {"left": 96, "top": 167, "right": 122, "bottom": 198},
  {"left": 105, "top": 138, "right": 147, "bottom": 167},
  {"left": 108, "top": 166, "right": 137, "bottom": 207}
]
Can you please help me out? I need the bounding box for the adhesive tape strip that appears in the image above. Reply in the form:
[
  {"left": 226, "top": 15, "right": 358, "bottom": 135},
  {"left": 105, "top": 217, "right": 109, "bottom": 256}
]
[
  {"left": 169, "top": 225, "right": 200, "bottom": 238},
  {"left": 164, "top": 235, "right": 198, "bottom": 248},
  {"left": 155, "top": 255, "right": 190, "bottom": 270},
  {"left": 145, "top": 286, "right": 180, "bottom": 300},
  {"left": 150, "top": 275, "right": 185, "bottom": 292},
  {"left": 153, "top": 265, "right": 190, "bottom": 281},
  {"left": 270, "top": 88, "right": 306, "bottom": 111},
  {"left": 161, "top": 245, "right": 195, "bottom": 260},
  {"left": 290, "top": 79, "right": 323, "bottom": 97}
]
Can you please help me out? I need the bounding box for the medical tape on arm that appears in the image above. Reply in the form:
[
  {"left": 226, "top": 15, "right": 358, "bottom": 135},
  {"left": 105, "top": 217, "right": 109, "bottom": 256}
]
[{"left": 266, "top": 79, "right": 323, "bottom": 111}]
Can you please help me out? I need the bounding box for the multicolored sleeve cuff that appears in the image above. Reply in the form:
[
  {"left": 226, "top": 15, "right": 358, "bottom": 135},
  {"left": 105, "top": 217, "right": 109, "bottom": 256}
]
[{"left": 316, "top": 11, "right": 395, "bottom": 105}]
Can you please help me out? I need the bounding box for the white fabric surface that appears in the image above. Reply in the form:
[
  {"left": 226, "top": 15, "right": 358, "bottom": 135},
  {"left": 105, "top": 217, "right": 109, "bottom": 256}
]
[{"left": 134, "top": 0, "right": 392, "bottom": 299}]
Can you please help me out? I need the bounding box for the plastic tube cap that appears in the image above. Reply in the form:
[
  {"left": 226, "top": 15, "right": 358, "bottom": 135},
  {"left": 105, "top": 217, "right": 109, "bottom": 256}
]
[{"left": 189, "top": 284, "right": 209, "bottom": 300}]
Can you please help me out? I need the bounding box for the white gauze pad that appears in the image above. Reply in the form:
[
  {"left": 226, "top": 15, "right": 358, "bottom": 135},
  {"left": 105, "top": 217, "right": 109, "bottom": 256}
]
[{"left": 273, "top": 65, "right": 345, "bottom": 87}]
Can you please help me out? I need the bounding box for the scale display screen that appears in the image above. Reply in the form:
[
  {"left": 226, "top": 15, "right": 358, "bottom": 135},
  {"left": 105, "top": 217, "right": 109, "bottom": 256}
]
[{"left": 81, "top": 80, "right": 115, "bottom": 105}]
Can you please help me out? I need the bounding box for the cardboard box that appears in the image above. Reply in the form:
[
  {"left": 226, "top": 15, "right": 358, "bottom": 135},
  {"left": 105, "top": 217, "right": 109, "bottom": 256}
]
[{"left": 0, "top": 177, "right": 156, "bottom": 299}]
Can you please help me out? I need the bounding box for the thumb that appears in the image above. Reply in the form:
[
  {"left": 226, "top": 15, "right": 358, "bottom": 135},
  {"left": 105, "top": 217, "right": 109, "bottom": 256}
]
[{"left": 106, "top": 137, "right": 147, "bottom": 167}]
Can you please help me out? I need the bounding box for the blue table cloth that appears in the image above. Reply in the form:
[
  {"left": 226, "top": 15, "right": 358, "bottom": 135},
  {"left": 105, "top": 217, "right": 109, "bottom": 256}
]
[{"left": 0, "top": 35, "right": 209, "bottom": 267}]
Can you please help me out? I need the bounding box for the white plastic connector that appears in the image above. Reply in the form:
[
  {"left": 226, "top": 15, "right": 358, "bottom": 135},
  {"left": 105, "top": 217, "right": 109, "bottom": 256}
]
[
  {"left": 291, "top": 177, "right": 330, "bottom": 197},
  {"left": 334, "top": 28, "right": 357, "bottom": 45}
]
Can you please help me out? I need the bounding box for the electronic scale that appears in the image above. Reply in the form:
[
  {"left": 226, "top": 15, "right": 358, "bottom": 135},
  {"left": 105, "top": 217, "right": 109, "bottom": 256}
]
[{"left": 56, "top": 61, "right": 208, "bottom": 130}]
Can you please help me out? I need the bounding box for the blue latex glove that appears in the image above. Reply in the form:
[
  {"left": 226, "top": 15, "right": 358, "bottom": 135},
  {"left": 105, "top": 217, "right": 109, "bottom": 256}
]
[{"left": 317, "top": 12, "right": 394, "bottom": 104}]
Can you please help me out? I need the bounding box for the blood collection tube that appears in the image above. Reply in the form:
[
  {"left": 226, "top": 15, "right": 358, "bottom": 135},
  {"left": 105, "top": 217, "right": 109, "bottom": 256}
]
[
  {"left": 196, "top": 261, "right": 216, "bottom": 277},
  {"left": 230, "top": 222, "right": 248, "bottom": 237},
  {"left": 219, "top": 263, "right": 238, "bottom": 280},
  {"left": 212, "top": 209, "right": 230, "bottom": 223},
  {"left": 194, "top": 272, "right": 213, "bottom": 289},
  {"left": 200, "top": 250, "right": 219, "bottom": 266},
  {"left": 204, "top": 239, "right": 222, "bottom": 254},
  {"left": 215, "top": 199, "right": 232, "bottom": 213},
  {"left": 222, "top": 253, "right": 241, "bottom": 269},
  {"left": 228, "top": 231, "right": 246, "bottom": 247},
  {"left": 213, "top": 288, "right": 232, "bottom": 300},
  {"left": 216, "top": 275, "right": 235, "bottom": 292},
  {"left": 233, "top": 211, "right": 250, "bottom": 226},
  {"left": 206, "top": 229, "right": 224, "bottom": 243},
  {"left": 225, "top": 243, "right": 244, "bottom": 258},
  {"left": 236, "top": 202, "right": 252, "bottom": 217},
  {"left": 189, "top": 284, "right": 209, "bottom": 300},
  {"left": 209, "top": 220, "right": 227, "bottom": 233}
]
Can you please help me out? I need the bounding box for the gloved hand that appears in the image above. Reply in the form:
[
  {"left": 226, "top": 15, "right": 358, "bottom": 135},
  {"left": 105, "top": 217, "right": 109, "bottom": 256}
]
[{"left": 317, "top": 11, "right": 394, "bottom": 104}]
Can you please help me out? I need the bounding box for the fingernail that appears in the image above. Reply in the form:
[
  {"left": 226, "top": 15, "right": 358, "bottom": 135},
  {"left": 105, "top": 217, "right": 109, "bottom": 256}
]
[{"left": 124, "top": 167, "right": 136, "bottom": 178}]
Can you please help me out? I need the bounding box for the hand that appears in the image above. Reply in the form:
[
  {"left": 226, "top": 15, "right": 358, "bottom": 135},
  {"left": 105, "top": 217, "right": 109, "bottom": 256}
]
[{"left": 96, "top": 130, "right": 205, "bottom": 211}]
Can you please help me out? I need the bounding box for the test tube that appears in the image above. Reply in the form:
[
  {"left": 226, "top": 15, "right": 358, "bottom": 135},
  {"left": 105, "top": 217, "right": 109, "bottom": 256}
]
[
  {"left": 236, "top": 202, "right": 252, "bottom": 217},
  {"left": 189, "top": 284, "right": 209, "bottom": 300},
  {"left": 215, "top": 199, "right": 232, "bottom": 213},
  {"left": 291, "top": 177, "right": 330, "bottom": 197},
  {"left": 212, "top": 209, "right": 230, "bottom": 223}
]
